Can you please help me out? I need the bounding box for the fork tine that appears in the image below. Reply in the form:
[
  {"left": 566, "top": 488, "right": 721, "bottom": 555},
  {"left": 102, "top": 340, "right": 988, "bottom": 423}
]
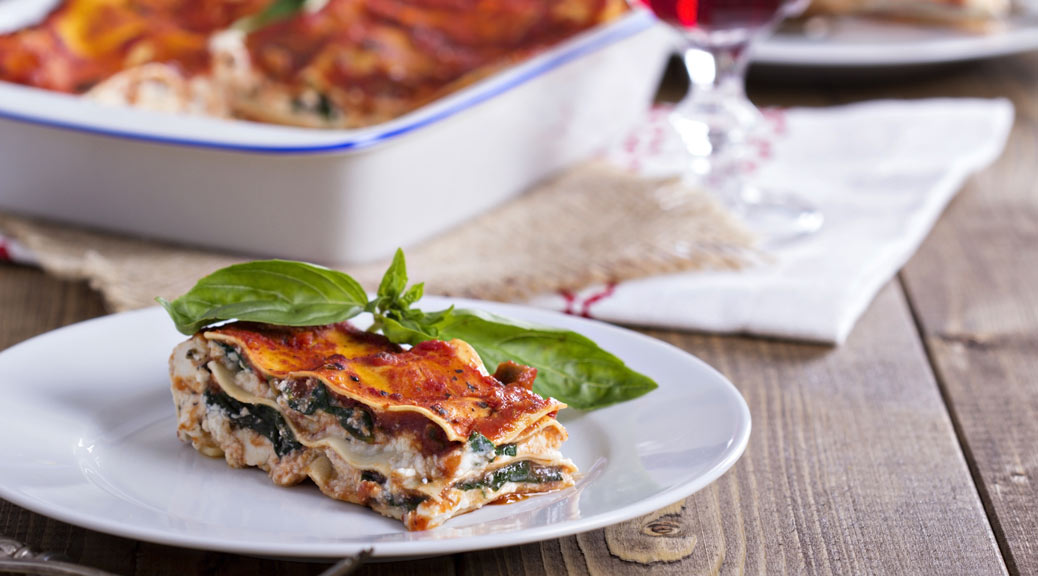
[{"left": 315, "top": 549, "right": 373, "bottom": 576}]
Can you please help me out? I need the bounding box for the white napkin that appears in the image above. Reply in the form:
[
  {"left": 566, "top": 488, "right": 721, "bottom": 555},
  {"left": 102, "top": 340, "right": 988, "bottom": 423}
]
[
  {"left": 529, "top": 98, "right": 1014, "bottom": 343},
  {"left": 0, "top": 98, "right": 1014, "bottom": 344}
]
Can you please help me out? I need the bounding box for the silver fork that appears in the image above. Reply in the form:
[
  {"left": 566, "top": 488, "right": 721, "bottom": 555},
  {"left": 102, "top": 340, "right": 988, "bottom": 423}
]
[
  {"left": 0, "top": 537, "right": 371, "bottom": 576},
  {"left": 0, "top": 537, "right": 117, "bottom": 576}
]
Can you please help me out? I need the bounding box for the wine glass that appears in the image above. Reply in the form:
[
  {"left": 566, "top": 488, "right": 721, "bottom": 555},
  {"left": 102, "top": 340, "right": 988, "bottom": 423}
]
[{"left": 637, "top": 0, "right": 822, "bottom": 243}]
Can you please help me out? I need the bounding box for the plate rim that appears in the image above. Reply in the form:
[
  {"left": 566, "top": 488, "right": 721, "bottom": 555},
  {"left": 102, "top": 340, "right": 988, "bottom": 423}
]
[
  {"left": 755, "top": 15, "right": 1038, "bottom": 67},
  {"left": 0, "top": 301, "right": 751, "bottom": 558}
]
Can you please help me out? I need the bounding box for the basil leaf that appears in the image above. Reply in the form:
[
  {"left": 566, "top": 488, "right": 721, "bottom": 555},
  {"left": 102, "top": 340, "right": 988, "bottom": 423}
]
[
  {"left": 435, "top": 309, "right": 657, "bottom": 411},
  {"left": 157, "top": 260, "right": 368, "bottom": 335},
  {"left": 378, "top": 315, "right": 434, "bottom": 346},
  {"left": 371, "top": 250, "right": 454, "bottom": 340},
  {"left": 378, "top": 249, "right": 409, "bottom": 304},
  {"left": 377, "top": 306, "right": 456, "bottom": 344},
  {"left": 401, "top": 283, "right": 424, "bottom": 308},
  {"left": 234, "top": 0, "right": 307, "bottom": 32}
]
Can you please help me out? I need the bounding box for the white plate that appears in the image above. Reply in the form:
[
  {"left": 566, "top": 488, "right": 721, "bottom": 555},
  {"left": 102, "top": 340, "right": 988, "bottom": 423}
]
[
  {"left": 0, "top": 299, "right": 750, "bottom": 559},
  {"left": 755, "top": 13, "right": 1038, "bottom": 66}
]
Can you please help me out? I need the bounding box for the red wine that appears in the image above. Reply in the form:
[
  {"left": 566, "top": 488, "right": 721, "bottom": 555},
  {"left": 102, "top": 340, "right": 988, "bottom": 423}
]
[{"left": 639, "top": 0, "right": 786, "bottom": 31}]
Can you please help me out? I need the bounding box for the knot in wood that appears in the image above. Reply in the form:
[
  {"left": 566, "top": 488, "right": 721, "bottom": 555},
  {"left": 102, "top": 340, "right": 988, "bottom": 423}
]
[{"left": 642, "top": 518, "right": 684, "bottom": 537}]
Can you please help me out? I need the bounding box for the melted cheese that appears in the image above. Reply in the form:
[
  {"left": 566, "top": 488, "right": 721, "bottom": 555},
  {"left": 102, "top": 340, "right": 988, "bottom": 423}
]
[{"left": 205, "top": 322, "right": 564, "bottom": 444}]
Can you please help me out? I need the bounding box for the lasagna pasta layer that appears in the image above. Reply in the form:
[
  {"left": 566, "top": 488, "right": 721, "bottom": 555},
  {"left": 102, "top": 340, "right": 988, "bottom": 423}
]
[{"left": 169, "top": 322, "right": 577, "bottom": 530}]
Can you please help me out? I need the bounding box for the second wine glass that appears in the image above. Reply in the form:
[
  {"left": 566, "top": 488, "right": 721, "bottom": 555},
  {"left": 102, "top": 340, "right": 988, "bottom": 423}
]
[{"left": 638, "top": 0, "right": 823, "bottom": 243}]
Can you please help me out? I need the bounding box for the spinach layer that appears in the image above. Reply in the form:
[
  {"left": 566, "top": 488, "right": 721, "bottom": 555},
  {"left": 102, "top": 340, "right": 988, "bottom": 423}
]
[
  {"left": 204, "top": 389, "right": 302, "bottom": 457},
  {"left": 456, "top": 461, "right": 564, "bottom": 492},
  {"left": 385, "top": 493, "right": 427, "bottom": 512},
  {"left": 467, "top": 431, "right": 517, "bottom": 460},
  {"left": 284, "top": 381, "right": 375, "bottom": 443}
]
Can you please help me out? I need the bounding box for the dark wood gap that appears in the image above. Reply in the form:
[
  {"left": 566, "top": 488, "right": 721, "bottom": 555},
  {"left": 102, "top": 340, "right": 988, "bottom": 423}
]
[{"left": 897, "top": 271, "right": 1016, "bottom": 576}]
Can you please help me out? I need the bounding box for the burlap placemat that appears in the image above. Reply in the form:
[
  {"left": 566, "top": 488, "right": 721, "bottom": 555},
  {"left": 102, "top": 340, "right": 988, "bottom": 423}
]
[{"left": 0, "top": 161, "right": 755, "bottom": 312}]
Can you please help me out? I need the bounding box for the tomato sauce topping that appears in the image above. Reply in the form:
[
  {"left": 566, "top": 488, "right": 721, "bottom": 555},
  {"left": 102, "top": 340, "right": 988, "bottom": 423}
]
[
  {"left": 0, "top": 0, "right": 270, "bottom": 92},
  {"left": 244, "top": 0, "right": 615, "bottom": 119},
  {"left": 206, "top": 322, "right": 562, "bottom": 444}
]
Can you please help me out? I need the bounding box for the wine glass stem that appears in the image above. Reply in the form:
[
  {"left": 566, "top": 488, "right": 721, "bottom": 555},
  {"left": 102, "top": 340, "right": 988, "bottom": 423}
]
[
  {"left": 682, "top": 42, "right": 751, "bottom": 103},
  {"left": 671, "top": 40, "right": 760, "bottom": 199}
]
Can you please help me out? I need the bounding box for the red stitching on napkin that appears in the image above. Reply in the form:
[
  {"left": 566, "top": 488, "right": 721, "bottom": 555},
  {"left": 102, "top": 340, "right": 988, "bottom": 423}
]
[
  {"left": 578, "top": 283, "right": 617, "bottom": 318},
  {"left": 559, "top": 284, "right": 616, "bottom": 318},
  {"left": 647, "top": 123, "right": 665, "bottom": 157},
  {"left": 0, "top": 238, "right": 10, "bottom": 262},
  {"left": 762, "top": 108, "right": 788, "bottom": 136},
  {"left": 749, "top": 137, "right": 772, "bottom": 159},
  {"left": 560, "top": 290, "right": 577, "bottom": 315}
]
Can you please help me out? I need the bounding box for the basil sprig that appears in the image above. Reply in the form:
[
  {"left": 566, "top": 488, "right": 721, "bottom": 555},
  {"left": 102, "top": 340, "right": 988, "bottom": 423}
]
[{"left": 158, "top": 250, "right": 656, "bottom": 410}]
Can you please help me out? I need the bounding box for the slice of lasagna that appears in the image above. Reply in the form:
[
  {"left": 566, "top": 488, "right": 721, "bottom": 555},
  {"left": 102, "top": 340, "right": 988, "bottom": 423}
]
[{"left": 169, "top": 321, "right": 577, "bottom": 530}]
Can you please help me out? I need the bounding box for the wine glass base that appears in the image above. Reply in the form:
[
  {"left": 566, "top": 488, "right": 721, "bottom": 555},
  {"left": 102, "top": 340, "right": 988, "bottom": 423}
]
[
  {"left": 652, "top": 179, "right": 823, "bottom": 246},
  {"left": 727, "top": 187, "right": 824, "bottom": 246}
]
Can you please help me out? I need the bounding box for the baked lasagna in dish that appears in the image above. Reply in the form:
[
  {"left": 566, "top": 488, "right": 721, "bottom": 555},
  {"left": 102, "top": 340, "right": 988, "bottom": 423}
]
[
  {"left": 0, "top": 0, "right": 625, "bottom": 127},
  {"left": 169, "top": 321, "right": 577, "bottom": 530},
  {"left": 0, "top": 0, "right": 271, "bottom": 93}
]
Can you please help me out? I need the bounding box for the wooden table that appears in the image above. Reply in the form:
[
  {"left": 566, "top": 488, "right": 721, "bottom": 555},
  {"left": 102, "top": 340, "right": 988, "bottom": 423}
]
[{"left": 1, "top": 52, "right": 1035, "bottom": 576}]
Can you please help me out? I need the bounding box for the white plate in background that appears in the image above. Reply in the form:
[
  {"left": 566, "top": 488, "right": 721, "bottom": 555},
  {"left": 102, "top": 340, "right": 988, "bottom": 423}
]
[
  {"left": 755, "top": 13, "right": 1038, "bottom": 66},
  {"left": 0, "top": 300, "right": 750, "bottom": 559}
]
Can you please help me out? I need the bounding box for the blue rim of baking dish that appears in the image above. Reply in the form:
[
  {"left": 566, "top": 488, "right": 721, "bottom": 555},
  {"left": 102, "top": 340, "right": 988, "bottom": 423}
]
[{"left": 0, "top": 11, "right": 656, "bottom": 155}]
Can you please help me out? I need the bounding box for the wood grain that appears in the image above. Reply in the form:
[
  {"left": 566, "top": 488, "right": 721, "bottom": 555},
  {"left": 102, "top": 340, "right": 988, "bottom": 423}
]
[
  {"left": 898, "top": 52, "right": 1038, "bottom": 576},
  {"left": 131, "top": 542, "right": 455, "bottom": 576},
  {"left": 0, "top": 264, "right": 108, "bottom": 349},
  {"left": 604, "top": 501, "right": 700, "bottom": 564},
  {"left": 460, "top": 283, "right": 1006, "bottom": 575}
]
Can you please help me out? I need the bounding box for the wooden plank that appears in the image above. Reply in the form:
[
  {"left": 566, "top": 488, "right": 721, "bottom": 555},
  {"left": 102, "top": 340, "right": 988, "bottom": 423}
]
[
  {"left": 0, "top": 501, "right": 140, "bottom": 574},
  {"left": 131, "top": 543, "right": 455, "bottom": 576},
  {"left": 0, "top": 264, "right": 108, "bottom": 349},
  {"left": 460, "top": 283, "right": 1007, "bottom": 575},
  {"left": 899, "top": 52, "right": 1038, "bottom": 576}
]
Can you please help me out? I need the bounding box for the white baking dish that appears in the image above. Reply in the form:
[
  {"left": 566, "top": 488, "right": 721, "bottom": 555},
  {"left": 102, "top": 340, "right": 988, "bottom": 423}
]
[{"left": 0, "top": 10, "right": 672, "bottom": 264}]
